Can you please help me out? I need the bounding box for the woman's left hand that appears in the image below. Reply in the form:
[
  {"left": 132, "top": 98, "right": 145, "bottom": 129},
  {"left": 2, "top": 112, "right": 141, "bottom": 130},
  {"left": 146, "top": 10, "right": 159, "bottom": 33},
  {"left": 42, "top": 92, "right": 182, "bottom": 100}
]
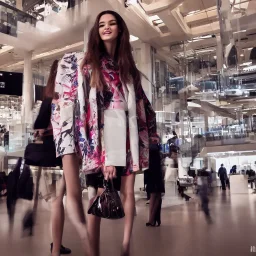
[
  {"left": 34, "top": 129, "right": 44, "bottom": 138},
  {"left": 104, "top": 166, "right": 116, "bottom": 180}
]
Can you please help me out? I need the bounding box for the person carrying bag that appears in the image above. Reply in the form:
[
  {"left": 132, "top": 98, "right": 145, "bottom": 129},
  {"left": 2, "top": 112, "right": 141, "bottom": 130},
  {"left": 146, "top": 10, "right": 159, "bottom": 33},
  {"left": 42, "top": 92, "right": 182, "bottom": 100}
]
[{"left": 88, "top": 179, "right": 125, "bottom": 219}]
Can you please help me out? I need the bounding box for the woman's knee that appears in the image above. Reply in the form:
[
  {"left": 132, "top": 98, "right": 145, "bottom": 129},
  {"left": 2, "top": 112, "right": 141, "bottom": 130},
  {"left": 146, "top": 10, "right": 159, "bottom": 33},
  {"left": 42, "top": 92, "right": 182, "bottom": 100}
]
[{"left": 121, "top": 190, "right": 135, "bottom": 201}]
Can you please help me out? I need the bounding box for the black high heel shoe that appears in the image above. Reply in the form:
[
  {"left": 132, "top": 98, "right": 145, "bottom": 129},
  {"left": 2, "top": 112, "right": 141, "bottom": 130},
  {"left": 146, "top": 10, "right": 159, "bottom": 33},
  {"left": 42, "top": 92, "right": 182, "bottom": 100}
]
[
  {"left": 155, "top": 198, "right": 162, "bottom": 227},
  {"left": 146, "top": 222, "right": 156, "bottom": 227},
  {"left": 155, "top": 219, "right": 161, "bottom": 227},
  {"left": 50, "top": 243, "right": 72, "bottom": 255}
]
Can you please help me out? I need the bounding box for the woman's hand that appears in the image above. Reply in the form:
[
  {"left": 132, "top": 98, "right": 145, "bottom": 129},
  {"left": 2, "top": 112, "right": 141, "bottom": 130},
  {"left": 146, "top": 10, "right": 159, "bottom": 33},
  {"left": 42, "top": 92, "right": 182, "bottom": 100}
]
[
  {"left": 34, "top": 129, "right": 44, "bottom": 138},
  {"left": 103, "top": 166, "right": 116, "bottom": 180}
]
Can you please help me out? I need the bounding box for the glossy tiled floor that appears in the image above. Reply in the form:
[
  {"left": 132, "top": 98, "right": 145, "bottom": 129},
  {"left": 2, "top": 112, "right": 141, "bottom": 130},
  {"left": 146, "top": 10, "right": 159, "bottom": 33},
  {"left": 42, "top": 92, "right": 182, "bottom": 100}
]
[{"left": 0, "top": 188, "right": 255, "bottom": 256}]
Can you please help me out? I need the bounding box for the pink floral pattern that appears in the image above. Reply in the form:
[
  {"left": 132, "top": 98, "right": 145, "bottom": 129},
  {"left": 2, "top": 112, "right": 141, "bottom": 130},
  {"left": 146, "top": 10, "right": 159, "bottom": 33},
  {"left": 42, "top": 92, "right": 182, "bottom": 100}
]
[{"left": 51, "top": 52, "right": 156, "bottom": 175}]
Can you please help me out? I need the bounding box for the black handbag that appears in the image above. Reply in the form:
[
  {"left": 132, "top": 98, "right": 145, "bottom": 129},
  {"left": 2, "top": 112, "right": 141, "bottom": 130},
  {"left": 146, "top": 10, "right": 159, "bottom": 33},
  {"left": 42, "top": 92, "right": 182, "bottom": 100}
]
[
  {"left": 88, "top": 180, "right": 125, "bottom": 219},
  {"left": 24, "top": 140, "right": 61, "bottom": 167}
]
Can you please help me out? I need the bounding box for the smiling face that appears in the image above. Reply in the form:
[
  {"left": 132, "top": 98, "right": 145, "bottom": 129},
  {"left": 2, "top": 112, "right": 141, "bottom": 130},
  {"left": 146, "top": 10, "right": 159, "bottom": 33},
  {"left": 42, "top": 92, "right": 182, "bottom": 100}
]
[{"left": 98, "top": 13, "right": 119, "bottom": 43}]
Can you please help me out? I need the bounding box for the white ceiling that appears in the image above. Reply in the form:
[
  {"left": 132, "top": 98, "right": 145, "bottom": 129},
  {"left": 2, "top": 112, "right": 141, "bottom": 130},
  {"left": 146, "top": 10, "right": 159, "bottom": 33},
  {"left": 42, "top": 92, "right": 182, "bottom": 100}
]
[{"left": 0, "top": 0, "right": 255, "bottom": 73}]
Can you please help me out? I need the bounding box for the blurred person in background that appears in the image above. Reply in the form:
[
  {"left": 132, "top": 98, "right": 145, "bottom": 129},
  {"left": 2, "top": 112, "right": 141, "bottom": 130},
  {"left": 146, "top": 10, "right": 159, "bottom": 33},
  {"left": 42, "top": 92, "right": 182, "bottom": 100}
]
[
  {"left": 33, "top": 60, "right": 71, "bottom": 256},
  {"left": 145, "top": 135, "right": 165, "bottom": 227},
  {"left": 230, "top": 165, "right": 237, "bottom": 174},
  {"left": 218, "top": 164, "right": 227, "bottom": 191},
  {"left": 197, "top": 168, "right": 212, "bottom": 224},
  {"left": 6, "top": 157, "right": 23, "bottom": 225},
  {"left": 6, "top": 158, "right": 34, "bottom": 235},
  {"left": 52, "top": 10, "right": 156, "bottom": 256}
]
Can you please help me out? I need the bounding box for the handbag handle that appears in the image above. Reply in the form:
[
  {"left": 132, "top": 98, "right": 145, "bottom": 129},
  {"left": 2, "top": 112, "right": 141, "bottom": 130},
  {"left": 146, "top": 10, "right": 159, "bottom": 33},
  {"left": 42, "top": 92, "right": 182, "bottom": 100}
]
[{"left": 103, "top": 179, "right": 114, "bottom": 191}]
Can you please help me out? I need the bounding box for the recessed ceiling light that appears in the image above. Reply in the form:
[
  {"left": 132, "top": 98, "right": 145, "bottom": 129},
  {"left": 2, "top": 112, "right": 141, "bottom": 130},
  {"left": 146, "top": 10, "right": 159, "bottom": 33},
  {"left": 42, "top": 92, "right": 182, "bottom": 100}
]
[
  {"left": 233, "top": 30, "right": 246, "bottom": 34},
  {"left": 130, "top": 35, "right": 139, "bottom": 42},
  {"left": 186, "top": 10, "right": 200, "bottom": 16},
  {"left": 240, "top": 62, "right": 252, "bottom": 66}
]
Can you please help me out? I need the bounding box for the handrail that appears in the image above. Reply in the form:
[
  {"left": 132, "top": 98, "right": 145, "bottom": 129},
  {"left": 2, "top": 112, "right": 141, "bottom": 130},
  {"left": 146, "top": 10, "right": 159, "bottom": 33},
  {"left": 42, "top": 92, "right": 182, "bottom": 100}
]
[
  {"left": 0, "top": 1, "right": 37, "bottom": 24},
  {"left": 0, "top": 1, "right": 35, "bottom": 19}
]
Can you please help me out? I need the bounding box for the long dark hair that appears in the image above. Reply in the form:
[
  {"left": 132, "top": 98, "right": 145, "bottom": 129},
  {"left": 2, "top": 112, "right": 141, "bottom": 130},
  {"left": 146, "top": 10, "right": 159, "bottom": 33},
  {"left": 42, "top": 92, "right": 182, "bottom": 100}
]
[
  {"left": 44, "top": 60, "right": 58, "bottom": 99},
  {"left": 82, "top": 10, "right": 140, "bottom": 90}
]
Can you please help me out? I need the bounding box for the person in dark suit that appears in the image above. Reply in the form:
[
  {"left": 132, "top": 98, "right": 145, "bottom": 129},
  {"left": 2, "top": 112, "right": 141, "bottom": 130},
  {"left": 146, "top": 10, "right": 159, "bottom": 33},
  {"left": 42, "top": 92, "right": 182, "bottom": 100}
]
[
  {"left": 218, "top": 164, "right": 227, "bottom": 190},
  {"left": 146, "top": 136, "right": 165, "bottom": 227}
]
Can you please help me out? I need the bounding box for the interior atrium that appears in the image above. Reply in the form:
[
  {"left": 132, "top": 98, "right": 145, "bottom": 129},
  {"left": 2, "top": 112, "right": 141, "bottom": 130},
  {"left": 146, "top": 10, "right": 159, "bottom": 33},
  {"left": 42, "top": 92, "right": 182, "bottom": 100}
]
[{"left": 1, "top": 0, "right": 256, "bottom": 256}]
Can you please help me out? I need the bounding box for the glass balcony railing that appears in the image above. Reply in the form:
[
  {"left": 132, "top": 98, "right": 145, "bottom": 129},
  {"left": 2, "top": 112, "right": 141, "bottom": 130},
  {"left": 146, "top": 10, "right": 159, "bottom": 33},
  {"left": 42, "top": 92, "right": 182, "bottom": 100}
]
[{"left": 0, "top": 1, "right": 36, "bottom": 37}]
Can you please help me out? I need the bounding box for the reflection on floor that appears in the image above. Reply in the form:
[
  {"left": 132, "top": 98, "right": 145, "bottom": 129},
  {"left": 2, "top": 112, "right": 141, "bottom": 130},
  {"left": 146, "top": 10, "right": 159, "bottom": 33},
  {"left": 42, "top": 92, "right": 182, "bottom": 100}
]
[{"left": 0, "top": 188, "right": 255, "bottom": 256}]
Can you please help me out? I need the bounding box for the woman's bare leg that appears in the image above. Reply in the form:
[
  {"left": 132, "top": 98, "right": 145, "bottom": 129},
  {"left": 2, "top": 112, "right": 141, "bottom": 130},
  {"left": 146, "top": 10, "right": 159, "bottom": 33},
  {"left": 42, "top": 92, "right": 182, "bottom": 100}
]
[
  {"left": 51, "top": 177, "right": 66, "bottom": 256},
  {"left": 120, "top": 174, "right": 135, "bottom": 256},
  {"left": 62, "top": 154, "right": 92, "bottom": 256},
  {"left": 87, "top": 187, "right": 103, "bottom": 256},
  {"left": 87, "top": 215, "right": 101, "bottom": 256}
]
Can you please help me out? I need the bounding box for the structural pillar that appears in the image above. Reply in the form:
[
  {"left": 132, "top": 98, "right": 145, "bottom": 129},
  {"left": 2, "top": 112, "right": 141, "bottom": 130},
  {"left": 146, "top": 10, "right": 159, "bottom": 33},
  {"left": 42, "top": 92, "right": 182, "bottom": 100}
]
[
  {"left": 216, "top": 36, "right": 224, "bottom": 72},
  {"left": 16, "top": 0, "right": 23, "bottom": 10},
  {"left": 204, "top": 114, "right": 209, "bottom": 133},
  {"left": 83, "top": 0, "right": 92, "bottom": 51},
  {"left": 22, "top": 51, "right": 33, "bottom": 125},
  {"left": 139, "top": 42, "right": 153, "bottom": 103}
]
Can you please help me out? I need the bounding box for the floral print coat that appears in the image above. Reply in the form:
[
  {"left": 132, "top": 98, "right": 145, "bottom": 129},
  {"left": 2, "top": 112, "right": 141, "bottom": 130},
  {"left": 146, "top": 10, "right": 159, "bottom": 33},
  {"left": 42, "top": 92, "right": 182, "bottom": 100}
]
[{"left": 51, "top": 52, "right": 156, "bottom": 175}]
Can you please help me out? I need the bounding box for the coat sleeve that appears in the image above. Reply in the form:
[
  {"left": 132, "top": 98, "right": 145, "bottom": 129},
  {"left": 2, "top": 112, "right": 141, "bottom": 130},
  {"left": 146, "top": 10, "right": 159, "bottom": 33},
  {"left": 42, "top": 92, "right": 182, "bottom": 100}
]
[
  {"left": 136, "top": 82, "right": 157, "bottom": 138},
  {"left": 51, "top": 52, "right": 80, "bottom": 157},
  {"left": 135, "top": 80, "right": 157, "bottom": 170}
]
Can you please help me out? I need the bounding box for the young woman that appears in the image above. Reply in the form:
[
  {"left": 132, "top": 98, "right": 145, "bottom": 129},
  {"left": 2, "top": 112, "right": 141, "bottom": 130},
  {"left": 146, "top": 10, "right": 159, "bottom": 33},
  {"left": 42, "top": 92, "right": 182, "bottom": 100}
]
[
  {"left": 52, "top": 10, "right": 156, "bottom": 256},
  {"left": 34, "top": 60, "right": 71, "bottom": 256}
]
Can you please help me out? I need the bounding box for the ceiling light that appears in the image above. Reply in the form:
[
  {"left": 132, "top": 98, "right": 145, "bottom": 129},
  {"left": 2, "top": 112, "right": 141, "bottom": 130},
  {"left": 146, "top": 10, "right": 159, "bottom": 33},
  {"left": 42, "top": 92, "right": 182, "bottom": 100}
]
[
  {"left": 186, "top": 10, "right": 200, "bottom": 16},
  {"left": 154, "top": 20, "right": 164, "bottom": 25},
  {"left": 149, "top": 15, "right": 161, "bottom": 21},
  {"left": 240, "top": 54, "right": 244, "bottom": 57},
  {"left": 149, "top": 15, "right": 164, "bottom": 26},
  {"left": 125, "top": 0, "right": 138, "bottom": 6},
  {"left": 240, "top": 61, "right": 252, "bottom": 66},
  {"left": 233, "top": 30, "right": 246, "bottom": 34},
  {"left": 130, "top": 35, "right": 139, "bottom": 42}
]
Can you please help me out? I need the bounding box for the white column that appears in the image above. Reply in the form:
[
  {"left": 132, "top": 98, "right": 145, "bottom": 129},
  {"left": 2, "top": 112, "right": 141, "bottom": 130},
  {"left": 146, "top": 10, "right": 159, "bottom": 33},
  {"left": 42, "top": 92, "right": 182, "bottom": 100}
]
[
  {"left": 139, "top": 42, "right": 153, "bottom": 103},
  {"left": 22, "top": 51, "right": 33, "bottom": 125},
  {"left": 204, "top": 114, "right": 209, "bottom": 133},
  {"left": 83, "top": 0, "right": 92, "bottom": 51},
  {"left": 216, "top": 36, "right": 223, "bottom": 71}
]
